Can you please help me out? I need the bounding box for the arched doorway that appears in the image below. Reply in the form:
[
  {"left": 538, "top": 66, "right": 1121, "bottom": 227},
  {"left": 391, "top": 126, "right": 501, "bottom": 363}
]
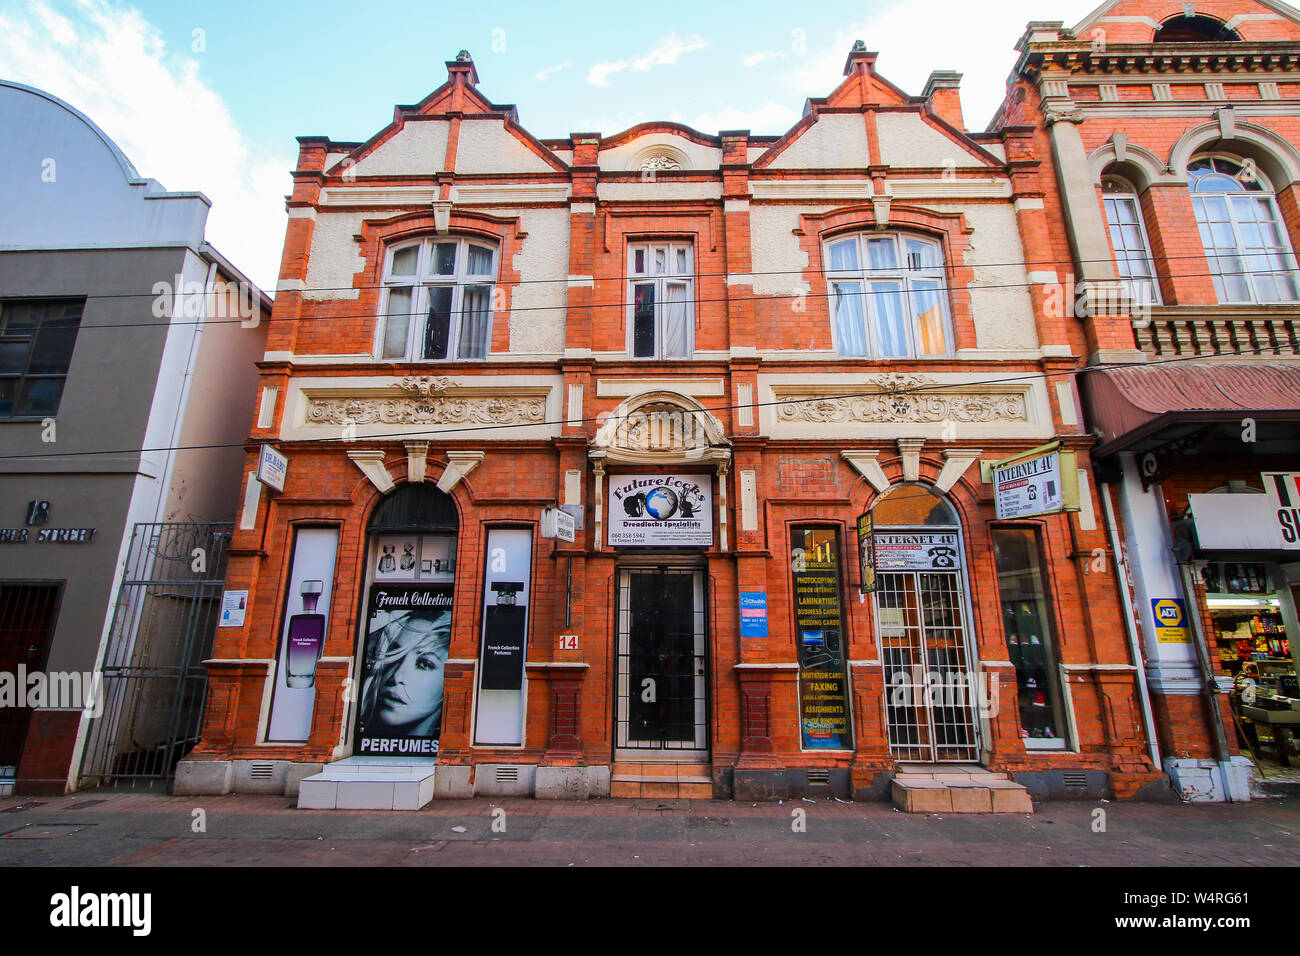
[
  {"left": 353, "top": 484, "right": 459, "bottom": 757},
  {"left": 871, "top": 483, "right": 981, "bottom": 763}
]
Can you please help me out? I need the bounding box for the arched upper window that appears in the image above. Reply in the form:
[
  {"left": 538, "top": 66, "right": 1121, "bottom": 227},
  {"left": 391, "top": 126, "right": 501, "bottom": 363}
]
[
  {"left": 1188, "top": 156, "right": 1300, "bottom": 304},
  {"left": 376, "top": 237, "right": 497, "bottom": 361},
  {"left": 1153, "top": 14, "right": 1240, "bottom": 43},
  {"left": 824, "top": 232, "right": 952, "bottom": 358},
  {"left": 1101, "top": 176, "right": 1160, "bottom": 305},
  {"left": 871, "top": 483, "right": 958, "bottom": 527}
]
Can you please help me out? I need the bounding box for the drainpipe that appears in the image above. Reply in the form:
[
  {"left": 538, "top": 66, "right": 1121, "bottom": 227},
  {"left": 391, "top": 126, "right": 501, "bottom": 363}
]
[
  {"left": 1178, "top": 562, "right": 1242, "bottom": 801},
  {"left": 1100, "top": 483, "right": 1161, "bottom": 769}
]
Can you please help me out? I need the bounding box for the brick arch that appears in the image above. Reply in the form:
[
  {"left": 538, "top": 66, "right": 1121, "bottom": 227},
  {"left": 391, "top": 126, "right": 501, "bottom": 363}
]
[
  {"left": 796, "top": 204, "right": 977, "bottom": 352},
  {"left": 354, "top": 209, "right": 527, "bottom": 355}
]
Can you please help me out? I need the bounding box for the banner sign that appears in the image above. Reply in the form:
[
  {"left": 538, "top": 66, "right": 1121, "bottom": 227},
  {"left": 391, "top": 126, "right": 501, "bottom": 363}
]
[
  {"left": 266, "top": 527, "right": 338, "bottom": 742},
  {"left": 607, "top": 474, "right": 712, "bottom": 547},
  {"left": 856, "top": 512, "right": 876, "bottom": 594},
  {"left": 1264, "top": 472, "right": 1300, "bottom": 549},
  {"left": 355, "top": 583, "right": 453, "bottom": 755},
  {"left": 873, "top": 531, "right": 961, "bottom": 571},
  {"left": 994, "top": 451, "right": 1062, "bottom": 519},
  {"left": 739, "top": 591, "right": 768, "bottom": 638},
  {"left": 791, "top": 527, "right": 851, "bottom": 750}
]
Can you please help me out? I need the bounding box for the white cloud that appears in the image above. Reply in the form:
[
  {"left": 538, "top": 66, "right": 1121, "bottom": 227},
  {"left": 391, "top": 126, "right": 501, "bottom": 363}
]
[
  {"left": 535, "top": 60, "right": 573, "bottom": 81},
  {"left": 587, "top": 32, "right": 709, "bottom": 86},
  {"left": 692, "top": 102, "right": 799, "bottom": 135},
  {"left": 0, "top": 0, "right": 290, "bottom": 290},
  {"left": 743, "top": 50, "right": 785, "bottom": 69}
]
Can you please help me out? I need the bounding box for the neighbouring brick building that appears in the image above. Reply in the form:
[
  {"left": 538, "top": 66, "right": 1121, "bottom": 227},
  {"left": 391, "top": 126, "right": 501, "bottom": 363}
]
[
  {"left": 996, "top": 0, "right": 1300, "bottom": 800},
  {"left": 177, "top": 35, "right": 1170, "bottom": 809}
]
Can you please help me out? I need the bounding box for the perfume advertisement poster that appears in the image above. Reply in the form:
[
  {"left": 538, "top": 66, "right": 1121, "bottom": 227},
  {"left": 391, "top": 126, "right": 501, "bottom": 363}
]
[
  {"left": 791, "top": 527, "right": 852, "bottom": 750},
  {"left": 355, "top": 584, "right": 453, "bottom": 756}
]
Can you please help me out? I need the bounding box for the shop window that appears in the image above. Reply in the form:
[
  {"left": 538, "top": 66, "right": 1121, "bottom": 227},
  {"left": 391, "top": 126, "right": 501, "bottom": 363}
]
[
  {"left": 376, "top": 237, "right": 497, "bottom": 361},
  {"left": 790, "top": 526, "right": 852, "bottom": 750},
  {"left": 1188, "top": 156, "right": 1300, "bottom": 304},
  {"left": 1101, "top": 177, "right": 1161, "bottom": 306},
  {"left": 0, "top": 299, "right": 83, "bottom": 419},
  {"left": 992, "top": 528, "right": 1069, "bottom": 748},
  {"left": 627, "top": 241, "right": 694, "bottom": 359},
  {"left": 824, "top": 232, "right": 952, "bottom": 358}
]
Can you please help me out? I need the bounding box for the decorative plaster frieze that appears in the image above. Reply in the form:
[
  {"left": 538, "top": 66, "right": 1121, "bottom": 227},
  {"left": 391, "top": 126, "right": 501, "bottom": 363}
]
[{"left": 773, "top": 373, "right": 1028, "bottom": 426}]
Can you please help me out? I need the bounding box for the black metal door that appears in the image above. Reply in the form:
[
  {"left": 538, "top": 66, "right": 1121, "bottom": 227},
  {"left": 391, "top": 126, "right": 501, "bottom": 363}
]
[
  {"left": 0, "top": 583, "right": 61, "bottom": 768},
  {"left": 617, "top": 568, "right": 707, "bottom": 751}
]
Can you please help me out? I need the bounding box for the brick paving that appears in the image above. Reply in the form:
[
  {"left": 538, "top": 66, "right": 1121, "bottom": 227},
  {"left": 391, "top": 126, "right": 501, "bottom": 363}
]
[{"left": 1, "top": 790, "right": 1298, "bottom": 866}]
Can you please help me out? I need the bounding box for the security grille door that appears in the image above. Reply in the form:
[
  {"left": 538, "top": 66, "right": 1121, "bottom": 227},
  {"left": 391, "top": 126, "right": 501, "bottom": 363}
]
[
  {"left": 616, "top": 568, "right": 707, "bottom": 753},
  {"left": 0, "top": 583, "right": 61, "bottom": 768},
  {"left": 878, "top": 571, "right": 979, "bottom": 762}
]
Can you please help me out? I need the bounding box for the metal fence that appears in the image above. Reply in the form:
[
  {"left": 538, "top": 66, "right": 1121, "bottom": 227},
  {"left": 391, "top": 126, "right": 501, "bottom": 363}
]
[{"left": 79, "top": 522, "right": 232, "bottom": 784}]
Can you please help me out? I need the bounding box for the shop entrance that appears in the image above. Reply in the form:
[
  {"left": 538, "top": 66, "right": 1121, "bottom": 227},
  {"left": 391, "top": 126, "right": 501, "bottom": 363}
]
[
  {"left": 615, "top": 567, "right": 708, "bottom": 756},
  {"left": 0, "top": 582, "right": 60, "bottom": 771},
  {"left": 871, "top": 484, "right": 981, "bottom": 763}
]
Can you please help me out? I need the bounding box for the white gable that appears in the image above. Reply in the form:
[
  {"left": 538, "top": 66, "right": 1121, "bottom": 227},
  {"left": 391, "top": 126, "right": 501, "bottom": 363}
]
[
  {"left": 351, "top": 121, "right": 449, "bottom": 177},
  {"left": 768, "top": 114, "right": 870, "bottom": 169},
  {"left": 876, "top": 113, "right": 987, "bottom": 168},
  {"left": 455, "top": 119, "right": 556, "bottom": 174}
]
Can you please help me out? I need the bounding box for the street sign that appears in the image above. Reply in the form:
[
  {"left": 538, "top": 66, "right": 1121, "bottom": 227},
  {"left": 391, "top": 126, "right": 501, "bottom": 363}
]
[
  {"left": 256, "top": 444, "right": 288, "bottom": 493},
  {"left": 541, "top": 507, "right": 576, "bottom": 542}
]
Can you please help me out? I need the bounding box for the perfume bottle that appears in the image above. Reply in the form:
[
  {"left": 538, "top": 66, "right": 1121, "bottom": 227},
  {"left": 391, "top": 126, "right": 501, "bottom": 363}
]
[{"left": 285, "top": 579, "right": 325, "bottom": 688}]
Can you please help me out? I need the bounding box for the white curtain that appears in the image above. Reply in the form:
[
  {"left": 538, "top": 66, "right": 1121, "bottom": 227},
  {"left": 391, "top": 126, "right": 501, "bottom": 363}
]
[
  {"left": 832, "top": 282, "right": 867, "bottom": 356},
  {"left": 458, "top": 286, "right": 491, "bottom": 359},
  {"left": 661, "top": 282, "right": 689, "bottom": 357}
]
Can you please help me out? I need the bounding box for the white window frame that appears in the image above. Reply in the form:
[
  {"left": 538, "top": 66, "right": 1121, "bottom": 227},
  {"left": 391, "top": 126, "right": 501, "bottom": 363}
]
[
  {"left": 1188, "top": 155, "right": 1300, "bottom": 305},
  {"left": 1101, "top": 179, "right": 1163, "bottom": 307},
  {"left": 375, "top": 237, "right": 498, "bottom": 361},
  {"left": 625, "top": 241, "right": 695, "bottom": 359},
  {"left": 822, "top": 232, "right": 955, "bottom": 359}
]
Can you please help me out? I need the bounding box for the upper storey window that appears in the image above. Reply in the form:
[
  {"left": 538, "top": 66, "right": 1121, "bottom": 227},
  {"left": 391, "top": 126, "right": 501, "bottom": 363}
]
[
  {"left": 627, "top": 241, "right": 693, "bottom": 359},
  {"left": 1153, "top": 15, "right": 1240, "bottom": 43},
  {"left": 825, "top": 232, "right": 951, "bottom": 358},
  {"left": 1188, "top": 157, "right": 1300, "bottom": 304},
  {"left": 1101, "top": 177, "right": 1161, "bottom": 306},
  {"left": 377, "top": 238, "right": 497, "bottom": 361},
  {"left": 0, "top": 299, "right": 83, "bottom": 419}
]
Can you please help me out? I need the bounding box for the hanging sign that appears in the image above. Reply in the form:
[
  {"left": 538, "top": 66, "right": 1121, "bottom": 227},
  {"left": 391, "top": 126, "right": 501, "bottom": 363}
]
[
  {"left": 856, "top": 512, "right": 876, "bottom": 594},
  {"left": 540, "top": 507, "right": 576, "bottom": 542},
  {"left": 607, "top": 474, "right": 712, "bottom": 547},
  {"left": 986, "top": 444, "right": 1080, "bottom": 519},
  {"left": 256, "top": 444, "right": 288, "bottom": 493},
  {"left": 873, "top": 531, "right": 961, "bottom": 571}
]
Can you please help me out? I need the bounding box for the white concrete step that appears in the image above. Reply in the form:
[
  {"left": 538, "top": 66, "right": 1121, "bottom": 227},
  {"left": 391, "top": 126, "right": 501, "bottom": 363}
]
[{"left": 297, "top": 757, "right": 438, "bottom": 810}]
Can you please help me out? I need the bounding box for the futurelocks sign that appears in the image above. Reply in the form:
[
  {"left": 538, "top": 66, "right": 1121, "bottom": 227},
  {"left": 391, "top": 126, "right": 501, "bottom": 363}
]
[{"left": 607, "top": 474, "right": 712, "bottom": 547}]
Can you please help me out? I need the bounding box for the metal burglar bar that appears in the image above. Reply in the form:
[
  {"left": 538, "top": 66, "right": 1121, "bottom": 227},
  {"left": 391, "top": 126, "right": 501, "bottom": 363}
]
[
  {"left": 79, "top": 522, "right": 231, "bottom": 784},
  {"left": 879, "top": 570, "right": 980, "bottom": 762},
  {"left": 0, "top": 583, "right": 62, "bottom": 770},
  {"left": 615, "top": 568, "right": 708, "bottom": 753}
]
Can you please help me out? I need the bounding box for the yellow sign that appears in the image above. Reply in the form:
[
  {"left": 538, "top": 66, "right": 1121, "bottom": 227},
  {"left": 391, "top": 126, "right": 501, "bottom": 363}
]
[{"left": 1152, "top": 598, "right": 1191, "bottom": 644}]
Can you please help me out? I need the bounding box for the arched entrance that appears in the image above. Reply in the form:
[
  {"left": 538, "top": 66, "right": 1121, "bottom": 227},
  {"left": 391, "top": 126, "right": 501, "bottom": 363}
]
[
  {"left": 353, "top": 484, "right": 459, "bottom": 757},
  {"left": 871, "top": 483, "right": 981, "bottom": 763}
]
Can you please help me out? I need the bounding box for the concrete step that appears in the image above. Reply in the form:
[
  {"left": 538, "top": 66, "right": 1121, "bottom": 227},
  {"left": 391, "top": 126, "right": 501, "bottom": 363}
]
[
  {"left": 297, "top": 757, "right": 438, "bottom": 810},
  {"left": 891, "top": 775, "right": 1033, "bottom": 814},
  {"left": 610, "top": 761, "right": 713, "bottom": 799}
]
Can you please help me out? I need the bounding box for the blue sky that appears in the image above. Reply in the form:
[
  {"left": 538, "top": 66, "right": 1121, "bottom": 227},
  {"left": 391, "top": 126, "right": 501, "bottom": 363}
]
[{"left": 0, "top": 0, "right": 1102, "bottom": 288}]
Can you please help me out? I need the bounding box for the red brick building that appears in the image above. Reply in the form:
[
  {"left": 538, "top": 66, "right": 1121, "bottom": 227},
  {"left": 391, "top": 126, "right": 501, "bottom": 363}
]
[
  {"left": 996, "top": 0, "right": 1300, "bottom": 800},
  {"left": 177, "top": 40, "right": 1165, "bottom": 808}
]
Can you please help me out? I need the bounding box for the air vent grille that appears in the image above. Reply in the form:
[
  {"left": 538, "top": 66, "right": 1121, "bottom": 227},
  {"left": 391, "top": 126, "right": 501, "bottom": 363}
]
[
  {"left": 1062, "top": 771, "right": 1089, "bottom": 790},
  {"left": 249, "top": 762, "right": 275, "bottom": 779},
  {"left": 808, "top": 769, "right": 830, "bottom": 784},
  {"left": 496, "top": 766, "right": 519, "bottom": 783}
]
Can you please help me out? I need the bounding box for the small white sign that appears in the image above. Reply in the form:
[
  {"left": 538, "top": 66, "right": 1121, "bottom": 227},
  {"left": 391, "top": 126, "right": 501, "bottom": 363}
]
[
  {"left": 994, "top": 451, "right": 1063, "bottom": 519},
  {"left": 541, "top": 507, "right": 576, "bottom": 542},
  {"left": 219, "top": 590, "right": 248, "bottom": 627},
  {"left": 256, "top": 444, "right": 288, "bottom": 493},
  {"left": 607, "top": 474, "right": 712, "bottom": 547}
]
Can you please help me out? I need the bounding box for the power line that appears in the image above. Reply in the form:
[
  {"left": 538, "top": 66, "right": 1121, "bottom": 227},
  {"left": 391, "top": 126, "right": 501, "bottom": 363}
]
[{"left": 0, "top": 342, "right": 1286, "bottom": 463}]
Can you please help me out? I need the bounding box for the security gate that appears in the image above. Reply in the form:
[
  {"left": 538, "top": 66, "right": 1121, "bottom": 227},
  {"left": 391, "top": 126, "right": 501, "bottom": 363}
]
[
  {"left": 877, "top": 570, "right": 980, "bottom": 762},
  {"left": 79, "top": 522, "right": 232, "bottom": 784},
  {"left": 615, "top": 568, "right": 708, "bottom": 754},
  {"left": 0, "top": 583, "right": 62, "bottom": 771}
]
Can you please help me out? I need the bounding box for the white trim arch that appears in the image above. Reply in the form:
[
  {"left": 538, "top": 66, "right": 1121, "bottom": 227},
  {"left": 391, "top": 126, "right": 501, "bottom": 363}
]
[
  {"left": 590, "top": 389, "right": 730, "bottom": 465},
  {"left": 1087, "top": 141, "right": 1172, "bottom": 190},
  {"left": 1168, "top": 119, "right": 1300, "bottom": 188}
]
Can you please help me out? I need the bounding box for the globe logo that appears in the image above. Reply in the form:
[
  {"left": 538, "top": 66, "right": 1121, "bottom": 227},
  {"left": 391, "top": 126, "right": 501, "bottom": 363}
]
[{"left": 643, "top": 487, "right": 679, "bottom": 520}]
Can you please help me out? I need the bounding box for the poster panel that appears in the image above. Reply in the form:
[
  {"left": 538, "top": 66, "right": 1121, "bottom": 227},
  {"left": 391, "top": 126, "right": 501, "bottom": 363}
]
[{"left": 791, "top": 527, "right": 852, "bottom": 750}]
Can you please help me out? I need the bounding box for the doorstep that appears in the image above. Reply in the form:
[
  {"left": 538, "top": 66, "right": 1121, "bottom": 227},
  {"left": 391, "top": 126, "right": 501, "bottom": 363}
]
[
  {"left": 891, "top": 765, "right": 1033, "bottom": 814},
  {"left": 610, "top": 761, "right": 713, "bottom": 799},
  {"left": 297, "top": 757, "right": 438, "bottom": 811}
]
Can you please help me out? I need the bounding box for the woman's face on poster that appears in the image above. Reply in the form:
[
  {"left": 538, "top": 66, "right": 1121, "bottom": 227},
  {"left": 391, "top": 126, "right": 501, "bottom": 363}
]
[{"left": 375, "top": 616, "right": 449, "bottom": 733}]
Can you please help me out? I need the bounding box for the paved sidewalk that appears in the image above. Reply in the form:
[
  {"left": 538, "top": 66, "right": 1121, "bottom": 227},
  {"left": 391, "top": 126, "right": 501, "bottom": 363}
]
[{"left": 1, "top": 790, "right": 1298, "bottom": 866}]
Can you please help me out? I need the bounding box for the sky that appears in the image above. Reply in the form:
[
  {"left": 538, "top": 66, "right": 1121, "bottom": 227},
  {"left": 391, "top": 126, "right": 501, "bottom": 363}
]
[{"left": 0, "top": 0, "right": 1103, "bottom": 290}]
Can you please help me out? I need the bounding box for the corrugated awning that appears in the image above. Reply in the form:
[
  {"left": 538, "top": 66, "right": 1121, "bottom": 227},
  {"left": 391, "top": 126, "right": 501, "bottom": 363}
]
[{"left": 1081, "top": 363, "right": 1300, "bottom": 456}]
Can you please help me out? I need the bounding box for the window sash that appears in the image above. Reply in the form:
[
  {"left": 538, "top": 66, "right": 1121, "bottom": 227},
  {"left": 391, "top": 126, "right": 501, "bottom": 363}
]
[
  {"left": 1103, "top": 195, "right": 1161, "bottom": 306},
  {"left": 0, "top": 300, "right": 82, "bottom": 419},
  {"left": 627, "top": 243, "right": 694, "bottom": 358},
  {"left": 377, "top": 239, "right": 497, "bottom": 360},
  {"left": 1191, "top": 191, "right": 1299, "bottom": 304}
]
